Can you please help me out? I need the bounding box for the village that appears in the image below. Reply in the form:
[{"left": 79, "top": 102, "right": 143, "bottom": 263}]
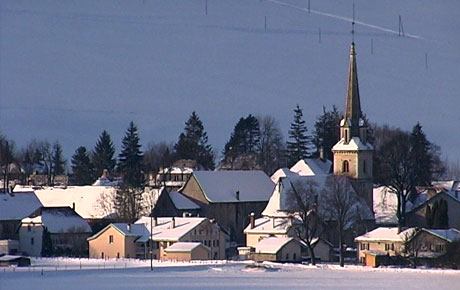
[{"left": 1, "top": 42, "right": 459, "bottom": 272}]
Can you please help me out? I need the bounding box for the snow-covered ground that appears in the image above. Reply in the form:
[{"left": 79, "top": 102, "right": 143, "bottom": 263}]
[
  {"left": 1, "top": 0, "right": 459, "bottom": 161},
  {"left": 1, "top": 258, "right": 460, "bottom": 289}
]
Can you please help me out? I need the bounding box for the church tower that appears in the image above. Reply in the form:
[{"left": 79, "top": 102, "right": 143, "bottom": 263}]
[{"left": 332, "top": 43, "right": 374, "bottom": 209}]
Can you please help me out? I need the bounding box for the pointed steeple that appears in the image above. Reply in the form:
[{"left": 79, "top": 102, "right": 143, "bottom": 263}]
[{"left": 344, "top": 42, "right": 362, "bottom": 137}]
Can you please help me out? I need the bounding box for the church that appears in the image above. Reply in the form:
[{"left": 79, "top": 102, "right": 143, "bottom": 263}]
[{"left": 242, "top": 43, "right": 375, "bottom": 261}]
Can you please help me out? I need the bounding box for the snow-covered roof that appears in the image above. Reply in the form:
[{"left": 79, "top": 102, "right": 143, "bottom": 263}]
[
  {"left": 191, "top": 171, "right": 274, "bottom": 203},
  {"left": 422, "top": 229, "right": 460, "bottom": 243},
  {"left": 135, "top": 217, "right": 209, "bottom": 242},
  {"left": 244, "top": 217, "right": 292, "bottom": 234},
  {"left": 270, "top": 168, "right": 290, "bottom": 184},
  {"left": 22, "top": 207, "right": 92, "bottom": 233},
  {"left": 92, "top": 177, "right": 122, "bottom": 187},
  {"left": 290, "top": 158, "right": 332, "bottom": 176},
  {"left": 164, "top": 242, "right": 207, "bottom": 253},
  {"left": 169, "top": 192, "right": 200, "bottom": 210},
  {"left": 254, "top": 237, "right": 298, "bottom": 254},
  {"left": 332, "top": 137, "right": 373, "bottom": 151},
  {"left": 160, "top": 167, "right": 194, "bottom": 175},
  {"left": 355, "top": 227, "right": 415, "bottom": 242},
  {"left": 263, "top": 174, "right": 374, "bottom": 220},
  {"left": 112, "top": 223, "right": 148, "bottom": 237},
  {"left": 0, "top": 192, "right": 42, "bottom": 221},
  {"left": 14, "top": 185, "right": 117, "bottom": 219}
]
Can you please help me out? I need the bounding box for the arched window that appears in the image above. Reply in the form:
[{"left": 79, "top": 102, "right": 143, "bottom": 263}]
[
  {"left": 342, "top": 160, "right": 349, "bottom": 173},
  {"left": 344, "top": 129, "right": 349, "bottom": 143}
]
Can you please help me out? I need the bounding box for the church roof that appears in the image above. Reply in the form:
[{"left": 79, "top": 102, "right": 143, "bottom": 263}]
[
  {"left": 344, "top": 42, "right": 363, "bottom": 137},
  {"left": 332, "top": 137, "right": 373, "bottom": 151}
]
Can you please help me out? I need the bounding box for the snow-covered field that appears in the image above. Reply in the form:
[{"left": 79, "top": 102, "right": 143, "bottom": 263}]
[
  {"left": 1, "top": 258, "right": 460, "bottom": 289},
  {"left": 1, "top": 0, "right": 459, "bottom": 161}
]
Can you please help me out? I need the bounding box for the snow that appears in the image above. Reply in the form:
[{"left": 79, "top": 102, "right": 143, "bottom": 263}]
[
  {"left": 254, "top": 237, "right": 295, "bottom": 254},
  {"left": 164, "top": 242, "right": 204, "bottom": 253},
  {"left": 0, "top": 192, "right": 42, "bottom": 221},
  {"left": 22, "top": 208, "right": 92, "bottom": 233},
  {"left": 290, "top": 159, "right": 332, "bottom": 176},
  {"left": 332, "top": 137, "right": 373, "bottom": 151},
  {"left": 169, "top": 192, "right": 200, "bottom": 210},
  {"left": 135, "top": 217, "right": 208, "bottom": 242},
  {"left": 2, "top": 258, "right": 460, "bottom": 290},
  {"left": 13, "top": 185, "right": 117, "bottom": 219},
  {"left": 354, "top": 227, "right": 415, "bottom": 242},
  {"left": 192, "top": 171, "right": 274, "bottom": 203},
  {"left": 270, "top": 168, "right": 290, "bottom": 183}
]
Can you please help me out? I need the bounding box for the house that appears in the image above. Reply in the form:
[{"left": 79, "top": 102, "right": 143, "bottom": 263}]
[
  {"left": 19, "top": 207, "right": 92, "bottom": 256},
  {"left": 155, "top": 167, "right": 194, "bottom": 191},
  {"left": 374, "top": 186, "right": 460, "bottom": 230},
  {"left": 0, "top": 240, "right": 19, "bottom": 255},
  {"left": 180, "top": 170, "right": 275, "bottom": 244},
  {"left": 163, "top": 242, "right": 210, "bottom": 261},
  {"left": 152, "top": 188, "right": 201, "bottom": 217},
  {"left": 88, "top": 217, "right": 228, "bottom": 260},
  {"left": 250, "top": 237, "right": 302, "bottom": 262},
  {"left": 0, "top": 255, "right": 31, "bottom": 267},
  {"left": 0, "top": 191, "right": 42, "bottom": 240},
  {"left": 354, "top": 227, "right": 413, "bottom": 263},
  {"left": 355, "top": 227, "right": 460, "bottom": 265},
  {"left": 270, "top": 158, "right": 332, "bottom": 184}
]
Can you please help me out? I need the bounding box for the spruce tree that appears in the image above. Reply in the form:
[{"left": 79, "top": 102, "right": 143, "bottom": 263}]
[
  {"left": 425, "top": 205, "right": 433, "bottom": 228},
  {"left": 174, "top": 112, "right": 215, "bottom": 169},
  {"left": 440, "top": 199, "right": 449, "bottom": 229},
  {"left": 118, "top": 122, "right": 144, "bottom": 188},
  {"left": 313, "top": 105, "right": 341, "bottom": 161},
  {"left": 52, "top": 142, "right": 66, "bottom": 176},
  {"left": 71, "top": 146, "right": 95, "bottom": 185},
  {"left": 409, "top": 123, "right": 433, "bottom": 186},
  {"left": 92, "top": 130, "right": 116, "bottom": 177},
  {"left": 286, "top": 105, "right": 310, "bottom": 166},
  {"left": 432, "top": 201, "right": 441, "bottom": 228}
]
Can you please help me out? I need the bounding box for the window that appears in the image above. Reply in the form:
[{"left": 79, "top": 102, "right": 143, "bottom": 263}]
[
  {"left": 391, "top": 244, "right": 394, "bottom": 251},
  {"left": 109, "top": 235, "right": 114, "bottom": 244},
  {"left": 101, "top": 252, "right": 104, "bottom": 259},
  {"left": 28, "top": 225, "right": 31, "bottom": 232},
  {"left": 344, "top": 129, "right": 349, "bottom": 143},
  {"left": 363, "top": 160, "right": 367, "bottom": 173},
  {"left": 293, "top": 253, "right": 297, "bottom": 260},
  {"left": 117, "top": 253, "right": 120, "bottom": 259},
  {"left": 342, "top": 161, "right": 349, "bottom": 173},
  {"left": 366, "top": 243, "right": 369, "bottom": 250},
  {"left": 286, "top": 253, "right": 289, "bottom": 260},
  {"left": 31, "top": 237, "right": 34, "bottom": 245},
  {"left": 360, "top": 243, "right": 365, "bottom": 250},
  {"left": 385, "top": 244, "right": 390, "bottom": 251}
]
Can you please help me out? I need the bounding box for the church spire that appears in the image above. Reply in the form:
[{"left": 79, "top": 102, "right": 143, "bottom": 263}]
[{"left": 344, "top": 42, "right": 362, "bottom": 138}]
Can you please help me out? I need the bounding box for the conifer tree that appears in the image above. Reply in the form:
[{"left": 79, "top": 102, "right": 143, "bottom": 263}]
[
  {"left": 224, "top": 115, "right": 261, "bottom": 157},
  {"left": 118, "top": 122, "right": 144, "bottom": 188},
  {"left": 410, "top": 123, "right": 433, "bottom": 186},
  {"left": 92, "top": 130, "right": 116, "bottom": 177},
  {"left": 52, "top": 142, "right": 66, "bottom": 176},
  {"left": 174, "top": 112, "right": 215, "bottom": 169},
  {"left": 286, "top": 105, "right": 310, "bottom": 166},
  {"left": 71, "top": 146, "right": 95, "bottom": 185},
  {"left": 313, "top": 105, "right": 341, "bottom": 161},
  {"left": 425, "top": 205, "right": 433, "bottom": 228}
]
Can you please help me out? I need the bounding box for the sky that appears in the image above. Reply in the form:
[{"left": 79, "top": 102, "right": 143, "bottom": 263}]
[{"left": 1, "top": 0, "right": 459, "bottom": 166}]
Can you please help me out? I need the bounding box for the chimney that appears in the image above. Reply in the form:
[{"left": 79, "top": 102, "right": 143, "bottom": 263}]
[
  {"left": 127, "top": 224, "right": 131, "bottom": 232},
  {"left": 250, "top": 212, "right": 255, "bottom": 229},
  {"left": 171, "top": 217, "right": 175, "bottom": 229},
  {"left": 102, "top": 169, "right": 108, "bottom": 179},
  {"left": 319, "top": 147, "right": 324, "bottom": 160},
  {"left": 72, "top": 202, "right": 75, "bottom": 211},
  {"left": 153, "top": 217, "right": 158, "bottom": 227},
  {"left": 236, "top": 191, "right": 240, "bottom": 201},
  {"left": 183, "top": 212, "right": 187, "bottom": 218}
]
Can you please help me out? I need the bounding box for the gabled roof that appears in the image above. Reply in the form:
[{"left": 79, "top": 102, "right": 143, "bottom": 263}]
[
  {"left": 290, "top": 159, "right": 332, "bottom": 176},
  {"left": 22, "top": 207, "right": 92, "bottom": 234},
  {"left": 262, "top": 174, "right": 374, "bottom": 220},
  {"left": 244, "top": 217, "right": 292, "bottom": 234},
  {"left": 135, "top": 217, "right": 209, "bottom": 242},
  {"left": 0, "top": 192, "right": 42, "bottom": 221},
  {"left": 270, "top": 168, "right": 290, "bottom": 184},
  {"left": 169, "top": 191, "right": 200, "bottom": 210},
  {"left": 87, "top": 223, "right": 148, "bottom": 241},
  {"left": 164, "top": 242, "right": 209, "bottom": 253},
  {"left": 354, "top": 227, "right": 415, "bottom": 242},
  {"left": 191, "top": 171, "right": 274, "bottom": 203},
  {"left": 422, "top": 228, "right": 460, "bottom": 243},
  {"left": 254, "top": 237, "right": 299, "bottom": 254}
]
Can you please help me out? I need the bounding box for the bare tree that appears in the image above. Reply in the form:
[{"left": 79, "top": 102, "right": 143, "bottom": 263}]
[
  {"left": 258, "top": 115, "right": 286, "bottom": 175},
  {"left": 402, "top": 228, "right": 423, "bottom": 268},
  {"left": 144, "top": 142, "right": 174, "bottom": 185},
  {"left": 0, "top": 137, "right": 16, "bottom": 193},
  {"left": 322, "top": 175, "right": 358, "bottom": 267},
  {"left": 286, "top": 178, "right": 324, "bottom": 265}
]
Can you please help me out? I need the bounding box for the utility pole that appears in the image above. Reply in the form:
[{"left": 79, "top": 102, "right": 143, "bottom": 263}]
[{"left": 150, "top": 209, "right": 153, "bottom": 271}]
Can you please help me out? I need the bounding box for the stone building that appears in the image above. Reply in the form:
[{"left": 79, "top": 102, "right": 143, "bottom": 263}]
[{"left": 332, "top": 42, "right": 374, "bottom": 210}]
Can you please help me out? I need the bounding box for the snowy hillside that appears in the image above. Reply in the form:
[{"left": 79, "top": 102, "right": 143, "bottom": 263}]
[{"left": 1, "top": 0, "right": 459, "bottom": 160}]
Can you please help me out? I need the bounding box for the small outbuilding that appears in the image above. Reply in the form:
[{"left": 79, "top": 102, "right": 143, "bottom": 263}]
[
  {"left": 163, "top": 242, "right": 210, "bottom": 261},
  {"left": 251, "top": 237, "right": 302, "bottom": 262},
  {"left": 0, "top": 255, "right": 31, "bottom": 267}
]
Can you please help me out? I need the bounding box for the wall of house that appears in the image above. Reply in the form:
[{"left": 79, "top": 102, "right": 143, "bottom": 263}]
[
  {"left": 164, "top": 246, "right": 210, "bottom": 261},
  {"left": 19, "top": 223, "right": 43, "bottom": 256},
  {"left": 314, "top": 240, "right": 332, "bottom": 262},
  {"left": 408, "top": 194, "right": 460, "bottom": 230},
  {"left": 88, "top": 227, "right": 127, "bottom": 259},
  {"left": 356, "top": 240, "right": 404, "bottom": 261},
  {"left": 411, "top": 231, "right": 450, "bottom": 254},
  {"left": 278, "top": 240, "right": 301, "bottom": 262},
  {"left": 181, "top": 176, "right": 210, "bottom": 204},
  {"left": 251, "top": 253, "right": 277, "bottom": 262}
]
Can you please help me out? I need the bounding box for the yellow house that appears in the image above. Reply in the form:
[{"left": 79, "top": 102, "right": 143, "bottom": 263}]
[
  {"left": 88, "top": 217, "right": 228, "bottom": 260},
  {"left": 163, "top": 242, "right": 210, "bottom": 261},
  {"left": 250, "top": 237, "right": 302, "bottom": 262}
]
